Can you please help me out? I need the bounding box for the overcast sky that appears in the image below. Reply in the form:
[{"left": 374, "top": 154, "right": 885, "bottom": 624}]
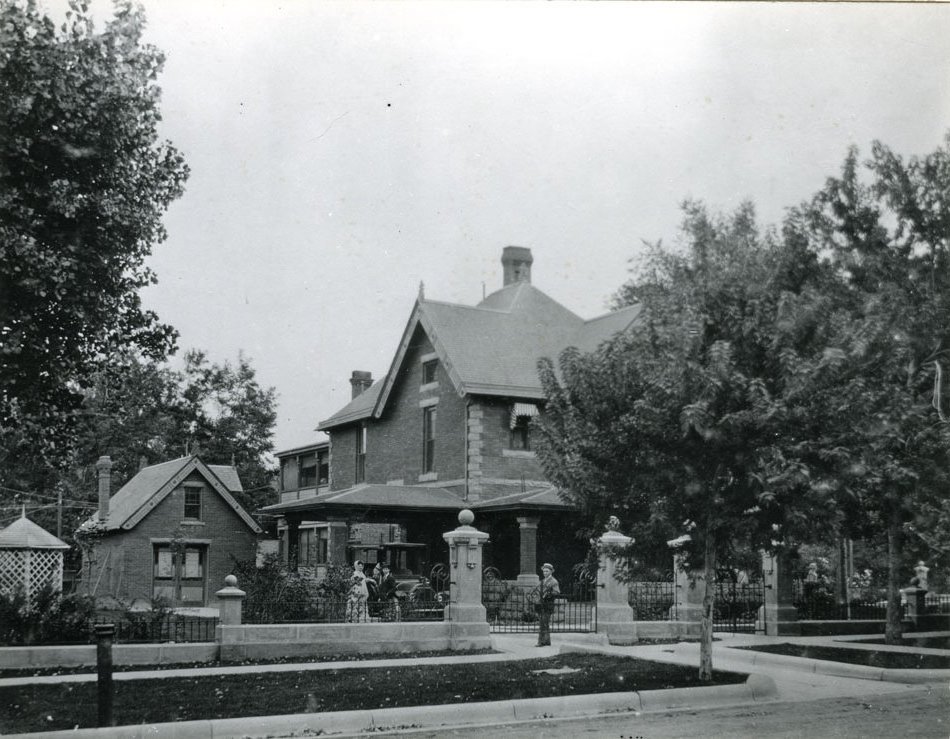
[{"left": 46, "top": 1, "right": 950, "bottom": 452}]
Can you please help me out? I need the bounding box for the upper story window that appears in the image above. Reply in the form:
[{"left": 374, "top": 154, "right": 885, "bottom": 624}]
[
  {"left": 421, "top": 358, "right": 438, "bottom": 385},
  {"left": 183, "top": 485, "right": 202, "bottom": 520},
  {"left": 299, "top": 453, "right": 317, "bottom": 488},
  {"left": 279, "top": 448, "right": 330, "bottom": 491},
  {"left": 509, "top": 403, "right": 539, "bottom": 451},
  {"left": 422, "top": 406, "right": 437, "bottom": 473},
  {"left": 356, "top": 424, "right": 367, "bottom": 483}
]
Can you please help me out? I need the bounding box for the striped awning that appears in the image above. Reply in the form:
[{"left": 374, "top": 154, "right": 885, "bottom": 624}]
[{"left": 510, "top": 402, "right": 539, "bottom": 429}]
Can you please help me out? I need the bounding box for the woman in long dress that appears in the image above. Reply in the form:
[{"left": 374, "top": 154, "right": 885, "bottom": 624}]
[{"left": 345, "top": 560, "right": 370, "bottom": 623}]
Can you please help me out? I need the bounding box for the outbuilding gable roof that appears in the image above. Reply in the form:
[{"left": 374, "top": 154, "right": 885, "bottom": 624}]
[{"left": 79, "top": 456, "right": 261, "bottom": 534}]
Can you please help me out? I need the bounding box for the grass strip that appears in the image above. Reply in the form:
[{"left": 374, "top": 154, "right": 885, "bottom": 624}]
[
  {"left": 0, "top": 648, "right": 498, "bottom": 679},
  {"left": 739, "top": 643, "right": 950, "bottom": 670},
  {"left": 0, "top": 653, "right": 746, "bottom": 734}
]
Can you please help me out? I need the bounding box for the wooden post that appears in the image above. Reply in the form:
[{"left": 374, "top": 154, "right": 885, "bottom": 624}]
[{"left": 95, "top": 623, "right": 115, "bottom": 727}]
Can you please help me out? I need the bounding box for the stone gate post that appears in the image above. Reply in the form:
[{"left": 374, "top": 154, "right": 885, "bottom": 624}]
[
  {"left": 761, "top": 550, "right": 801, "bottom": 636},
  {"left": 671, "top": 553, "right": 705, "bottom": 638},
  {"left": 596, "top": 517, "right": 637, "bottom": 645},
  {"left": 442, "top": 509, "right": 492, "bottom": 649}
]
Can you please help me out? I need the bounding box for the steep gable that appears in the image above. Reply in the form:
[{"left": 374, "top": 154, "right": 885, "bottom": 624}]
[{"left": 81, "top": 456, "right": 262, "bottom": 534}]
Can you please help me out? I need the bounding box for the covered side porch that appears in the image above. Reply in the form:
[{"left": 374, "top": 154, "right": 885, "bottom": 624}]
[{"left": 258, "top": 483, "right": 584, "bottom": 586}]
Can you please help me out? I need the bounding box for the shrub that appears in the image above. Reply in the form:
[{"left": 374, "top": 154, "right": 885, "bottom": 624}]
[{"left": 0, "top": 584, "right": 96, "bottom": 645}]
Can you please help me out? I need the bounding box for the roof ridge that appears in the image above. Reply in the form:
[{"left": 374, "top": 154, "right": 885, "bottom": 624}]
[
  {"left": 423, "top": 298, "right": 512, "bottom": 315},
  {"left": 583, "top": 302, "right": 641, "bottom": 324}
]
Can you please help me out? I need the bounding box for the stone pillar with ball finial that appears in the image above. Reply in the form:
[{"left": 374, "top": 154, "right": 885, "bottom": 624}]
[
  {"left": 596, "top": 516, "right": 638, "bottom": 645},
  {"left": 441, "top": 509, "right": 492, "bottom": 649}
]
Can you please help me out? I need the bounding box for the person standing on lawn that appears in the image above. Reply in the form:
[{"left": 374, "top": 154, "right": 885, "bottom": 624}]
[
  {"left": 537, "top": 562, "right": 560, "bottom": 647},
  {"left": 379, "top": 563, "right": 400, "bottom": 621}
]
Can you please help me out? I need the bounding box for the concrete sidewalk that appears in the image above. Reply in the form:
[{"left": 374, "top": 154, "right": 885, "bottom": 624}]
[{"left": 6, "top": 631, "right": 947, "bottom": 739}]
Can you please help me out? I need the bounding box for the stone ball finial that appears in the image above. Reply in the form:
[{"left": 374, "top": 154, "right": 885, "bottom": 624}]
[
  {"left": 224, "top": 574, "right": 238, "bottom": 588},
  {"left": 458, "top": 509, "right": 475, "bottom": 526},
  {"left": 606, "top": 515, "right": 621, "bottom": 532}
]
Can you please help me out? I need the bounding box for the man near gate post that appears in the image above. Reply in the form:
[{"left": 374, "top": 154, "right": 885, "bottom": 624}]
[{"left": 537, "top": 563, "right": 560, "bottom": 647}]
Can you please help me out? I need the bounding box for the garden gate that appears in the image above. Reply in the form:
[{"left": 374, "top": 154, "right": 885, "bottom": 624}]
[{"left": 481, "top": 567, "right": 597, "bottom": 633}]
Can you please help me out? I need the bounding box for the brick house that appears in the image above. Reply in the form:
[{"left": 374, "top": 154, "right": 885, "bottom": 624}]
[
  {"left": 264, "top": 247, "right": 641, "bottom": 585},
  {"left": 79, "top": 455, "right": 262, "bottom": 607}
]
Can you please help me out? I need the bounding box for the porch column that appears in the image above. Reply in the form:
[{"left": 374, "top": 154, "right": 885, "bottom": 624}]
[
  {"left": 761, "top": 550, "right": 801, "bottom": 636},
  {"left": 672, "top": 553, "right": 705, "bottom": 638},
  {"left": 327, "top": 517, "right": 349, "bottom": 565},
  {"left": 516, "top": 516, "right": 540, "bottom": 588},
  {"left": 442, "top": 509, "right": 492, "bottom": 650},
  {"left": 596, "top": 518, "right": 637, "bottom": 645},
  {"left": 286, "top": 518, "right": 300, "bottom": 572}
]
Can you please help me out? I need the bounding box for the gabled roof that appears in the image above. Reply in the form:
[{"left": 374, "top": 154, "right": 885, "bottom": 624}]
[
  {"left": 0, "top": 514, "right": 69, "bottom": 550},
  {"left": 79, "top": 456, "right": 262, "bottom": 534},
  {"left": 317, "top": 381, "right": 383, "bottom": 431}
]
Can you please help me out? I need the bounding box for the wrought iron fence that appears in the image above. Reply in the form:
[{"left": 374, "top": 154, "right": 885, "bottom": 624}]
[
  {"left": 792, "top": 580, "right": 889, "bottom": 620},
  {"left": 243, "top": 588, "right": 449, "bottom": 625},
  {"left": 924, "top": 592, "right": 950, "bottom": 613},
  {"left": 713, "top": 580, "right": 764, "bottom": 633},
  {"left": 481, "top": 567, "right": 596, "bottom": 633},
  {"left": 628, "top": 579, "right": 676, "bottom": 621},
  {"left": 90, "top": 613, "right": 219, "bottom": 644}
]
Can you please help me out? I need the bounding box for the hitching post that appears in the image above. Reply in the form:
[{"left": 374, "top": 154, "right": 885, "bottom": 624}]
[{"left": 95, "top": 623, "right": 115, "bottom": 727}]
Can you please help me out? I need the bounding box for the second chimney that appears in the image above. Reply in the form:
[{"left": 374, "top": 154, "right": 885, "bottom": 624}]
[
  {"left": 96, "top": 455, "right": 113, "bottom": 522},
  {"left": 350, "top": 371, "right": 373, "bottom": 399},
  {"left": 502, "top": 246, "right": 533, "bottom": 286}
]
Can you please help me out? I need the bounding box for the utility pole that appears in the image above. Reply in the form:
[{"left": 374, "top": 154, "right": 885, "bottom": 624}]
[{"left": 56, "top": 486, "right": 62, "bottom": 539}]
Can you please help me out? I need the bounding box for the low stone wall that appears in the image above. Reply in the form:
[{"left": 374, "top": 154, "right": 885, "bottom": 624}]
[
  {"left": 0, "top": 642, "right": 219, "bottom": 670},
  {"left": 218, "top": 621, "right": 491, "bottom": 662},
  {"left": 633, "top": 621, "right": 691, "bottom": 639}
]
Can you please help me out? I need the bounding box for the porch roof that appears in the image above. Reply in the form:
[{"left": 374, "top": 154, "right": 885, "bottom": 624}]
[
  {"left": 260, "top": 484, "right": 466, "bottom": 515},
  {"left": 260, "top": 482, "right": 575, "bottom": 517}
]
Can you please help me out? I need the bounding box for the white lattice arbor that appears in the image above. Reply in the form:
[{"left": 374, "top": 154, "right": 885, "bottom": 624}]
[{"left": 0, "top": 513, "right": 70, "bottom": 606}]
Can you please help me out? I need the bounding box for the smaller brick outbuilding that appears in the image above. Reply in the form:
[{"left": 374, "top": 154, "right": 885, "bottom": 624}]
[{"left": 78, "top": 455, "right": 262, "bottom": 608}]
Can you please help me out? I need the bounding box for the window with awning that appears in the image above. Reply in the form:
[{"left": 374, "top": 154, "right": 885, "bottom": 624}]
[{"left": 509, "top": 402, "right": 539, "bottom": 451}]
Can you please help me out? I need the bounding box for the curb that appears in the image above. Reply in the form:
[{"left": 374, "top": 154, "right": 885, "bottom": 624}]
[
  {"left": 8, "top": 674, "right": 776, "bottom": 739},
  {"left": 723, "top": 646, "right": 950, "bottom": 684}
]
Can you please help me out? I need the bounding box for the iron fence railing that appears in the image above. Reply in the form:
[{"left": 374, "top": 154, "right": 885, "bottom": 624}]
[
  {"left": 793, "top": 580, "right": 890, "bottom": 621},
  {"left": 481, "top": 568, "right": 596, "bottom": 634},
  {"left": 628, "top": 580, "right": 676, "bottom": 621},
  {"left": 713, "top": 581, "right": 764, "bottom": 633},
  {"left": 92, "top": 613, "right": 220, "bottom": 643},
  {"left": 243, "top": 591, "right": 449, "bottom": 625},
  {"left": 924, "top": 592, "right": 950, "bottom": 613}
]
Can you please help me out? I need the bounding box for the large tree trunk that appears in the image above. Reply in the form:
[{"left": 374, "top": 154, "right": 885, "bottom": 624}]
[
  {"left": 884, "top": 501, "right": 903, "bottom": 645},
  {"left": 699, "top": 527, "right": 716, "bottom": 681}
]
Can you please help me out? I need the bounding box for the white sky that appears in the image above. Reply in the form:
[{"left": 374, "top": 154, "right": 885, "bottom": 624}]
[{"left": 44, "top": 1, "right": 950, "bottom": 452}]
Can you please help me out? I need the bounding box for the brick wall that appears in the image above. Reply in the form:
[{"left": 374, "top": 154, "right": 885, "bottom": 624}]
[
  {"left": 469, "top": 398, "right": 545, "bottom": 498},
  {"left": 83, "top": 470, "right": 258, "bottom": 606},
  {"left": 329, "top": 327, "right": 467, "bottom": 490}
]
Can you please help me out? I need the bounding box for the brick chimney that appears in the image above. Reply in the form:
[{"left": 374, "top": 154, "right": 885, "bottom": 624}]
[
  {"left": 350, "top": 371, "right": 373, "bottom": 399},
  {"left": 502, "top": 246, "right": 533, "bottom": 286},
  {"left": 96, "top": 455, "right": 113, "bottom": 522}
]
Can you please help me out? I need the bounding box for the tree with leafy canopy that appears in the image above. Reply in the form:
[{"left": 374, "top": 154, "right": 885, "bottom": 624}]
[
  {"left": 0, "top": 0, "right": 188, "bottom": 460},
  {"left": 1, "top": 350, "right": 278, "bottom": 547},
  {"left": 536, "top": 201, "right": 837, "bottom": 680},
  {"left": 785, "top": 136, "right": 950, "bottom": 643}
]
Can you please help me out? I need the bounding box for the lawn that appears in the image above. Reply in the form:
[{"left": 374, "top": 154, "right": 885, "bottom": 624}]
[
  {"left": 0, "top": 654, "right": 747, "bottom": 734},
  {"left": 739, "top": 643, "right": 950, "bottom": 670},
  {"left": 850, "top": 635, "right": 950, "bottom": 650},
  {"left": 0, "top": 648, "right": 498, "bottom": 679}
]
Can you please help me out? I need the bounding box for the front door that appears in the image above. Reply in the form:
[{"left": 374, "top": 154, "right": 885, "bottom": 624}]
[{"left": 153, "top": 545, "right": 207, "bottom": 606}]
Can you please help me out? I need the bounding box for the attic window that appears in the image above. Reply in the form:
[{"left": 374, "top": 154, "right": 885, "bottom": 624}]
[
  {"left": 184, "top": 486, "right": 202, "bottom": 520},
  {"left": 421, "top": 359, "right": 438, "bottom": 385}
]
